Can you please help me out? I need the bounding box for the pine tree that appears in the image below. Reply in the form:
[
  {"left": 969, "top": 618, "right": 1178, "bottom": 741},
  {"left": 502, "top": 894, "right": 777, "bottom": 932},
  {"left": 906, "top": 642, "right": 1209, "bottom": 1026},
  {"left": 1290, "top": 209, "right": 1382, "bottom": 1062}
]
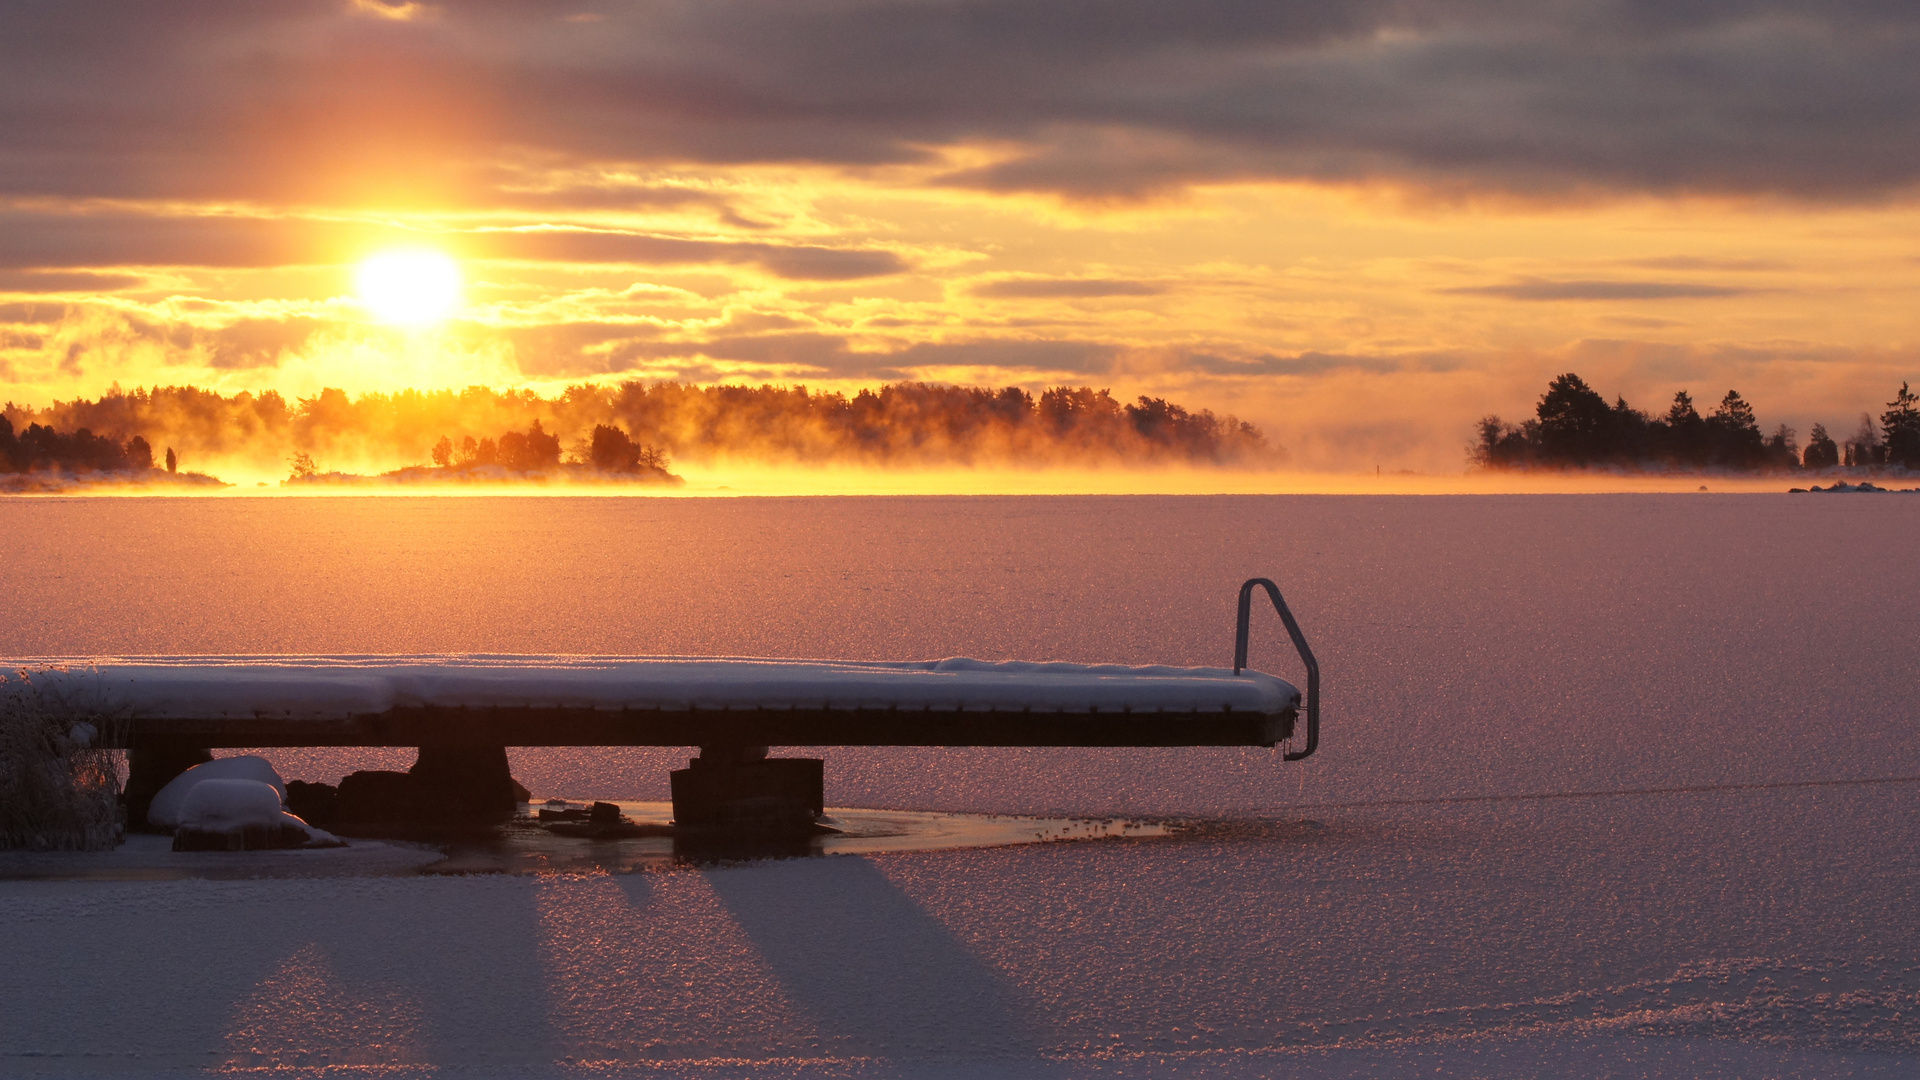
[
  {"left": 1880, "top": 382, "right": 1920, "bottom": 469},
  {"left": 1803, "top": 424, "right": 1839, "bottom": 469},
  {"left": 1535, "top": 373, "right": 1613, "bottom": 464},
  {"left": 1708, "top": 390, "right": 1765, "bottom": 467},
  {"left": 1663, "top": 391, "right": 1707, "bottom": 466}
]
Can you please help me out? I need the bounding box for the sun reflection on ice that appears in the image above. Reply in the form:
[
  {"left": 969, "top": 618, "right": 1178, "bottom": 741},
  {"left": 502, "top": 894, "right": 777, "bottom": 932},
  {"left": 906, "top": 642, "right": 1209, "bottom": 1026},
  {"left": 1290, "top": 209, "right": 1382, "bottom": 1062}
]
[{"left": 224, "top": 943, "right": 425, "bottom": 1069}]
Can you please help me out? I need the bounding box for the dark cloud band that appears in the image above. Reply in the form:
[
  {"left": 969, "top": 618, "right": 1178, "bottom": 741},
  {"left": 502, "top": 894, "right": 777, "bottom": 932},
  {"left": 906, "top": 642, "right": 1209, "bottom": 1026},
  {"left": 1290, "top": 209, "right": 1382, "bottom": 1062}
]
[
  {"left": 0, "top": 210, "right": 905, "bottom": 279},
  {"left": 3, "top": 1, "right": 1918, "bottom": 207},
  {"left": 1443, "top": 279, "right": 1756, "bottom": 300}
]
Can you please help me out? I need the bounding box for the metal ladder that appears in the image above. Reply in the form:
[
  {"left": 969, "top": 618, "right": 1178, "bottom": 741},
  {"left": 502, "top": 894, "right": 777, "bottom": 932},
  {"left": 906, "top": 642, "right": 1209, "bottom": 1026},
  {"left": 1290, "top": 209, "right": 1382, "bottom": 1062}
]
[{"left": 1234, "top": 577, "right": 1320, "bottom": 761}]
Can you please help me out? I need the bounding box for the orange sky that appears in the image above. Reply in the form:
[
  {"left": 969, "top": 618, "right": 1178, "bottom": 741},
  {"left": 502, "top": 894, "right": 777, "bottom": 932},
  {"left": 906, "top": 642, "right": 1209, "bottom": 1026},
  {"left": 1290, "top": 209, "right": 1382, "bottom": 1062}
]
[{"left": 2, "top": 1, "right": 1917, "bottom": 472}]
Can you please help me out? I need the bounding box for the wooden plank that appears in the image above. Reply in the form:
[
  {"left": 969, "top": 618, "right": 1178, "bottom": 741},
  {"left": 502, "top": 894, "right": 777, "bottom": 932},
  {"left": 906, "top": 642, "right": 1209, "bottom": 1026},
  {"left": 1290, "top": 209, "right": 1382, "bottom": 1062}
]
[{"left": 111, "top": 704, "right": 1295, "bottom": 749}]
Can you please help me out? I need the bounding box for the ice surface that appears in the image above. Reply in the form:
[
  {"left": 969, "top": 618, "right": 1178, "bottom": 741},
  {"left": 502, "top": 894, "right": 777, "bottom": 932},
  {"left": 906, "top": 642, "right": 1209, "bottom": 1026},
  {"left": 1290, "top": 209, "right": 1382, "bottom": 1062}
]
[
  {"left": 8, "top": 654, "right": 1298, "bottom": 718},
  {"left": 0, "top": 494, "right": 1916, "bottom": 1078},
  {"left": 145, "top": 754, "right": 287, "bottom": 830},
  {"left": 0, "top": 833, "right": 441, "bottom": 880}
]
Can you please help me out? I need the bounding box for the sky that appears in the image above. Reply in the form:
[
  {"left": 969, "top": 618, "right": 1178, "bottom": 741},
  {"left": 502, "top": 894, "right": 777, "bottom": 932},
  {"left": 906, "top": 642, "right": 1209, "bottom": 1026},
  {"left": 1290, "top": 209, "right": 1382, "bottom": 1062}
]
[{"left": 2, "top": 0, "right": 1917, "bottom": 471}]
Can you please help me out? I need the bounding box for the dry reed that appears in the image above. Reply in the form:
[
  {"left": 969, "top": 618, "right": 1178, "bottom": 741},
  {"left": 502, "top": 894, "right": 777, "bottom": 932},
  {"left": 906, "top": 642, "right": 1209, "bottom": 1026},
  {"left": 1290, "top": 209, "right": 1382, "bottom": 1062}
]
[{"left": 0, "top": 667, "right": 125, "bottom": 851}]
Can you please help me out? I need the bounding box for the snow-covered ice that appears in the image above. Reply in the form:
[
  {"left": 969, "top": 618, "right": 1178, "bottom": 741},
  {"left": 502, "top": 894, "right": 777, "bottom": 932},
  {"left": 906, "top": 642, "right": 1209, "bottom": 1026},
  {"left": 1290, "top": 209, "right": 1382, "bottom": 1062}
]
[{"left": 1, "top": 493, "right": 1916, "bottom": 1078}]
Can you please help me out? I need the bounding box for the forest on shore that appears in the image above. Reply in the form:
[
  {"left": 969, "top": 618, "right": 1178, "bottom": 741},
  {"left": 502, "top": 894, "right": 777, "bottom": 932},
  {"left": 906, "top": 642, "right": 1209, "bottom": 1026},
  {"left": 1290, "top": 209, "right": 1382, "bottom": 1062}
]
[
  {"left": 1473, "top": 374, "right": 1920, "bottom": 473},
  {"left": 286, "top": 420, "right": 683, "bottom": 486},
  {"left": 4, "top": 380, "right": 1272, "bottom": 481}
]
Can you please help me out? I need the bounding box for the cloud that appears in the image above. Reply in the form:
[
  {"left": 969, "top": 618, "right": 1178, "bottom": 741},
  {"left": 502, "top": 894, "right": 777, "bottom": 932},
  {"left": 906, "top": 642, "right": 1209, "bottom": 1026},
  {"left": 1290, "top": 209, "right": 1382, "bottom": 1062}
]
[
  {"left": 1441, "top": 279, "right": 1756, "bottom": 301},
  {"left": 599, "top": 334, "right": 1119, "bottom": 380},
  {"left": 4, "top": 2, "right": 1920, "bottom": 206},
  {"left": 1625, "top": 256, "right": 1786, "bottom": 273},
  {"left": 0, "top": 302, "right": 67, "bottom": 325},
  {"left": 0, "top": 211, "right": 328, "bottom": 270},
  {"left": 1603, "top": 315, "right": 1687, "bottom": 329},
  {"left": 348, "top": 0, "right": 432, "bottom": 22},
  {"left": 1564, "top": 336, "right": 1887, "bottom": 376},
  {"left": 485, "top": 230, "right": 909, "bottom": 280},
  {"left": 489, "top": 180, "right": 772, "bottom": 228},
  {"left": 203, "top": 317, "right": 329, "bottom": 370},
  {"left": 0, "top": 269, "right": 145, "bottom": 293},
  {"left": 485, "top": 325, "right": 1127, "bottom": 380},
  {"left": 0, "top": 209, "right": 906, "bottom": 280},
  {"left": 1183, "top": 350, "right": 1460, "bottom": 376},
  {"left": 971, "top": 278, "right": 1166, "bottom": 299}
]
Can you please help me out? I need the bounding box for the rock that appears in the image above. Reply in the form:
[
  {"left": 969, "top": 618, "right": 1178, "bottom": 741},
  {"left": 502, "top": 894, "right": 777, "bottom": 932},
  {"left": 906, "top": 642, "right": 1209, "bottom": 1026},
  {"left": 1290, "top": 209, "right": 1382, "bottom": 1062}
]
[
  {"left": 323, "top": 748, "right": 531, "bottom": 827},
  {"left": 541, "top": 802, "right": 677, "bottom": 839},
  {"left": 146, "top": 756, "right": 287, "bottom": 831},
  {"left": 172, "top": 823, "right": 320, "bottom": 851},
  {"left": 334, "top": 770, "right": 424, "bottom": 823},
  {"left": 122, "top": 745, "right": 213, "bottom": 832},
  {"left": 546, "top": 819, "right": 676, "bottom": 839},
  {"left": 284, "top": 780, "right": 339, "bottom": 826}
]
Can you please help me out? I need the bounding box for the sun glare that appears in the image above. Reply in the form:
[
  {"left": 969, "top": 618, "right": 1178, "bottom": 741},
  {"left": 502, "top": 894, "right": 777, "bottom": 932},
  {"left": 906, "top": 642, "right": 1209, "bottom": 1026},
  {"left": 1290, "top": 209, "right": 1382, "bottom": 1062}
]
[{"left": 354, "top": 249, "right": 463, "bottom": 326}]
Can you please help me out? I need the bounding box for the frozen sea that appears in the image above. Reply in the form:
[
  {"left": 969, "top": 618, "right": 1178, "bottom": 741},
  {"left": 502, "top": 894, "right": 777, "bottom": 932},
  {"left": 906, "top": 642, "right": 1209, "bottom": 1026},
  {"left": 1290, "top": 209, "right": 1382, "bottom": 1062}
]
[{"left": 2, "top": 493, "right": 1918, "bottom": 1078}]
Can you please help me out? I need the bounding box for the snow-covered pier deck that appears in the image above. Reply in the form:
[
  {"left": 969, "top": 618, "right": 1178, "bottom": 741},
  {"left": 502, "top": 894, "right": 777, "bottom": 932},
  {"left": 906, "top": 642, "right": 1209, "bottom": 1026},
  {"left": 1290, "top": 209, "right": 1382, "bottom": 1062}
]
[
  {"left": 31, "top": 655, "right": 1303, "bottom": 750},
  {"left": 11, "top": 579, "right": 1318, "bottom": 828}
]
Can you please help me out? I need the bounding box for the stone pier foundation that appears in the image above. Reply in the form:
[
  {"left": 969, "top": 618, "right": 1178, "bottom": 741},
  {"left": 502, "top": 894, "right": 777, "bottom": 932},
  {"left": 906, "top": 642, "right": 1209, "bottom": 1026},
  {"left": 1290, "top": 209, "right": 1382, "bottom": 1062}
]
[{"left": 670, "top": 746, "right": 824, "bottom": 832}]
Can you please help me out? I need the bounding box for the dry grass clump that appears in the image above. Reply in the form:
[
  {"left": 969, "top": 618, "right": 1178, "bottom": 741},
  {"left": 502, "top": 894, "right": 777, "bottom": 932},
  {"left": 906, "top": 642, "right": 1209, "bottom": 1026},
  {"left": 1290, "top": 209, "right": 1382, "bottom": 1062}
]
[{"left": 0, "top": 668, "right": 125, "bottom": 851}]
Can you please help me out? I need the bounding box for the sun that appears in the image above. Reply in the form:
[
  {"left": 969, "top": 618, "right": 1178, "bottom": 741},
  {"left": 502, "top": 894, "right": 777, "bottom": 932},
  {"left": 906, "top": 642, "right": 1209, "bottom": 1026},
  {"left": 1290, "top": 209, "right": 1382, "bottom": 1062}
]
[{"left": 354, "top": 249, "right": 463, "bottom": 326}]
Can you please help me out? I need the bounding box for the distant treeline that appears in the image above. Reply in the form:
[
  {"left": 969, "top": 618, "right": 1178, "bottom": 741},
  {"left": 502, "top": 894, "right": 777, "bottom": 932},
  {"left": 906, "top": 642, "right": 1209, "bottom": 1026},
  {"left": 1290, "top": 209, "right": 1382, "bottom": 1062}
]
[
  {"left": 1474, "top": 374, "right": 1920, "bottom": 472},
  {"left": 6, "top": 381, "right": 1273, "bottom": 473},
  {"left": 0, "top": 415, "right": 178, "bottom": 475},
  {"left": 288, "top": 420, "right": 679, "bottom": 484}
]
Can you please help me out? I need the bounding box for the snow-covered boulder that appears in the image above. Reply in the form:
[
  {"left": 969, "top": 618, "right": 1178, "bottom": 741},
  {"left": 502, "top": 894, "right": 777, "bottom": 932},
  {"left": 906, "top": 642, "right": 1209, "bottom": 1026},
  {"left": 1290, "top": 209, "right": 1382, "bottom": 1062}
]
[
  {"left": 146, "top": 755, "right": 287, "bottom": 830},
  {"left": 170, "top": 778, "right": 343, "bottom": 851},
  {"left": 179, "top": 778, "right": 285, "bottom": 830}
]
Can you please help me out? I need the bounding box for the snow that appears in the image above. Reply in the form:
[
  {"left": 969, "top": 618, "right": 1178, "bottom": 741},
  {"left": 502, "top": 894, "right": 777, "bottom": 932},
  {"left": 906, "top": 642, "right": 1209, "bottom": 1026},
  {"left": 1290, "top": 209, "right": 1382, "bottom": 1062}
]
[
  {"left": 177, "top": 778, "right": 293, "bottom": 830},
  {"left": 2, "top": 493, "right": 1918, "bottom": 1078},
  {"left": 148, "top": 757, "right": 340, "bottom": 847},
  {"left": 175, "top": 778, "right": 341, "bottom": 847},
  {"left": 0, "top": 832, "right": 441, "bottom": 880},
  {"left": 7, "top": 654, "right": 1299, "bottom": 718},
  {"left": 145, "top": 754, "right": 287, "bottom": 830}
]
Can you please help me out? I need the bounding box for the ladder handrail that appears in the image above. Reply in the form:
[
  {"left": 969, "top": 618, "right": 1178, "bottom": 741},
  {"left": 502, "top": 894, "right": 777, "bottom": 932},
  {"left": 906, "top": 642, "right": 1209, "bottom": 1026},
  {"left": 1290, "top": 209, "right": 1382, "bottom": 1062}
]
[{"left": 1233, "top": 577, "right": 1320, "bottom": 761}]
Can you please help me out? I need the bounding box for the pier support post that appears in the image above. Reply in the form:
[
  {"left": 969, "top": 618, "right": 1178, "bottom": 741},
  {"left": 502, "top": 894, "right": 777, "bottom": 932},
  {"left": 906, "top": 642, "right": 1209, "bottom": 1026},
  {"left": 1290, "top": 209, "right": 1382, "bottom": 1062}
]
[
  {"left": 123, "top": 744, "right": 213, "bottom": 832},
  {"left": 409, "top": 745, "right": 525, "bottom": 815},
  {"left": 670, "top": 745, "right": 824, "bottom": 831}
]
